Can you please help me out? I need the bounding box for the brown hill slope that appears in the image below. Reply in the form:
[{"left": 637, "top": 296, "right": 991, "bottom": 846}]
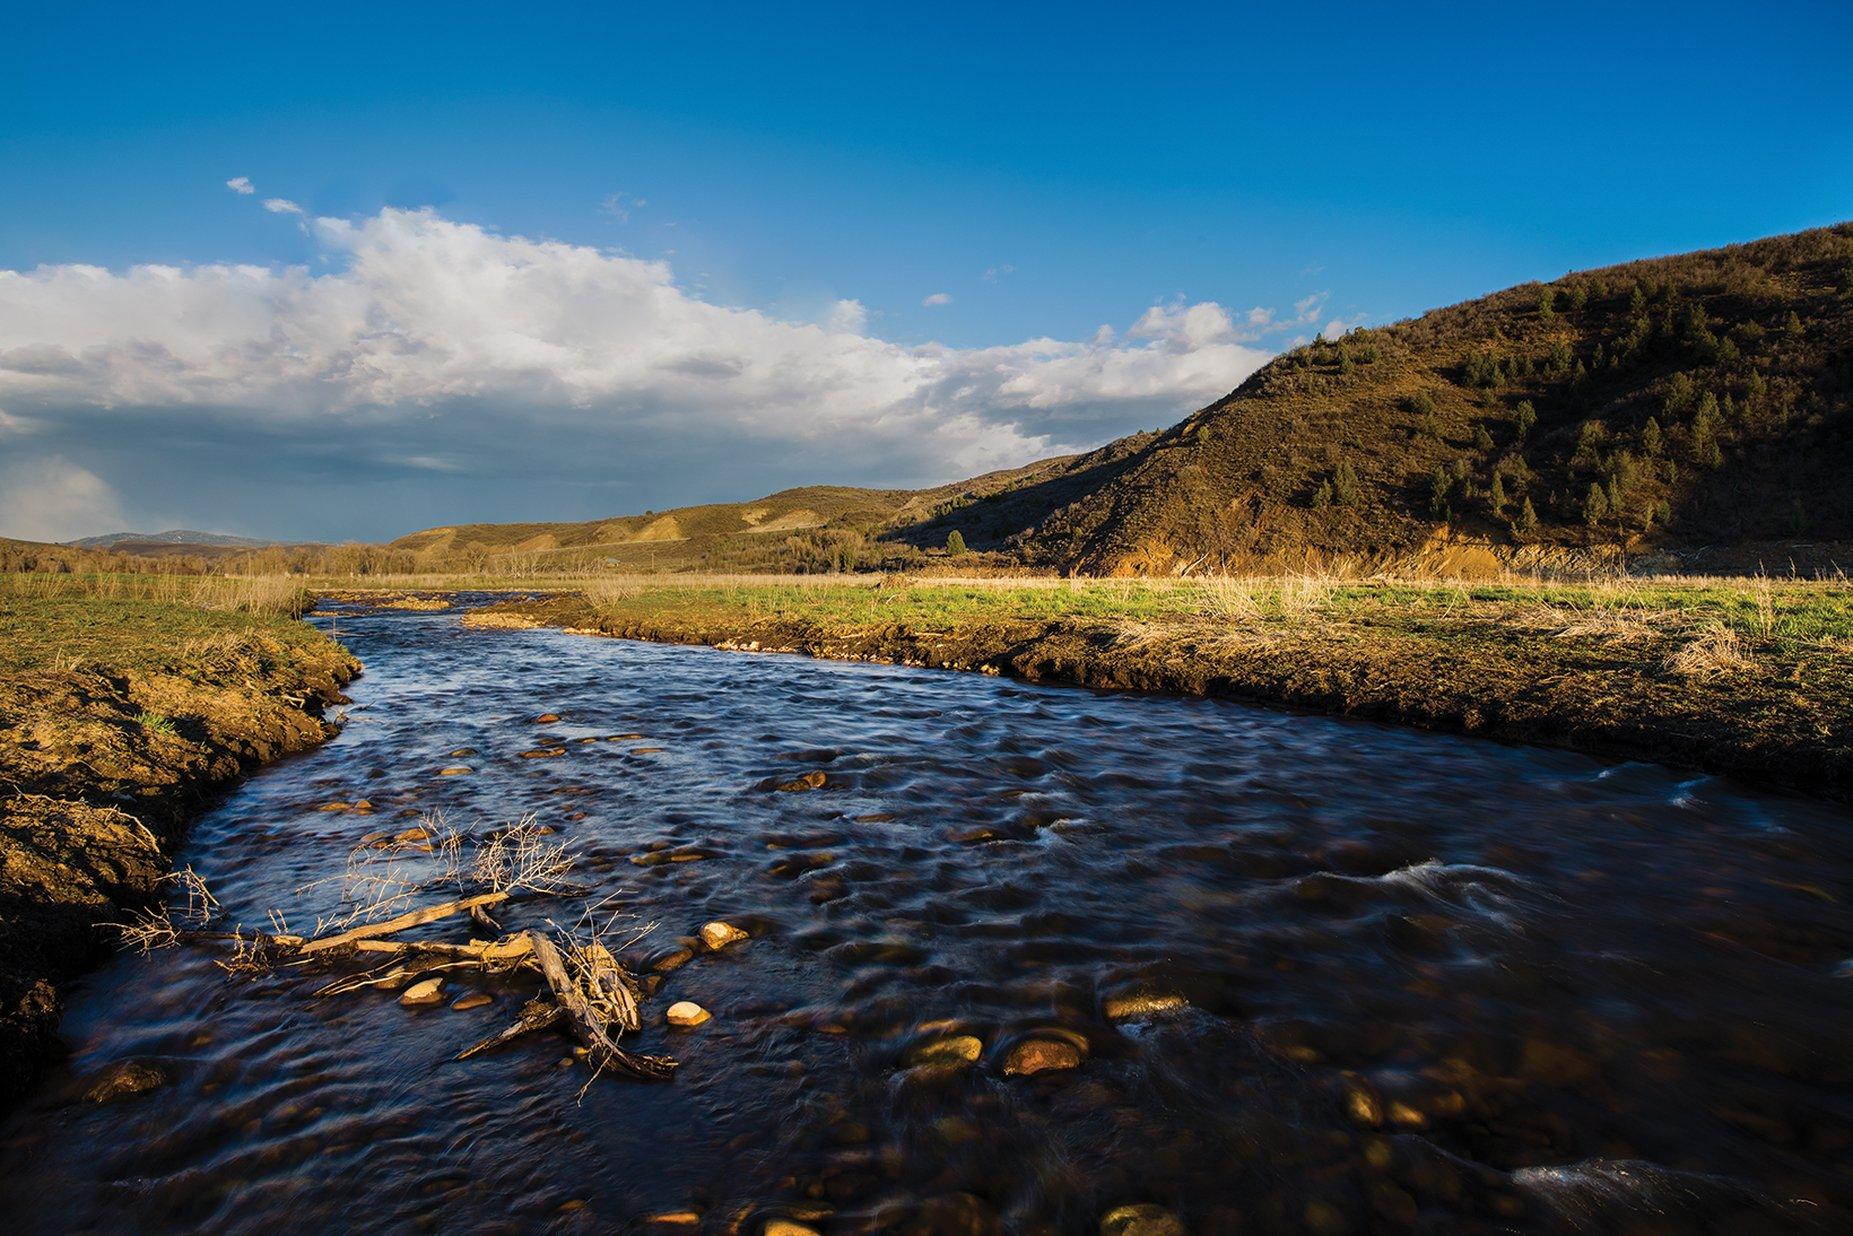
[
  {"left": 386, "top": 456, "right": 1106, "bottom": 572},
  {"left": 892, "top": 224, "right": 1853, "bottom": 574}
]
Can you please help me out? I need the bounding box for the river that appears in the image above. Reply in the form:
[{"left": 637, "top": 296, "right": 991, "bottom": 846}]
[{"left": 1, "top": 600, "right": 1848, "bottom": 1233}]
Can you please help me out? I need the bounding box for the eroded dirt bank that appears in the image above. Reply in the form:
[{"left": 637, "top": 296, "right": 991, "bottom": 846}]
[
  {"left": 0, "top": 630, "right": 358, "bottom": 1103},
  {"left": 468, "top": 595, "right": 1851, "bottom": 801}
]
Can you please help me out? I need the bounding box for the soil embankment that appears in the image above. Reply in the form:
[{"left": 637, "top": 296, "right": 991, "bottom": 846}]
[
  {"left": 0, "top": 616, "right": 358, "bottom": 1102},
  {"left": 468, "top": 592, "right": 1852, "bottom": 801}
]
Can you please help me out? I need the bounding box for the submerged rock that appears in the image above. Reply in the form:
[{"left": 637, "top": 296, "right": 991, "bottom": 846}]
[
  {"left": 775, "top": 771, "right": 827, "bottom": 793},
  {"left": 1103, "top": 992, "right": 1188, "bottom": 1021},
  {"left": 437, "top": 766, "right": 472, "bottom": 776},
  {"left": 451, "top": 992, "right": 493, "bottom": 1012},
  {"left": 82, "top": 1059, "right": 169, "bottom": 1103},
  {"left": 1100, "top": 1203, "right": 1186, "bottom": 1235},
  {"left": 1003, "top": 1033, "right": 1087, "bottom": 1075},
  {"left": 535, "top": 713, "right": 561, "bottom": 723},
  {"left": 906, "top": 1034, "right": 984, "bottom": 1067},
  {"left": 666, "top": 1001, "right": 712, "bottom": 1028},
  {"left": 650, "top": 946, "right": 695, "bottom": 973},
  {"left": 699, "top": 921, "right": 749, "bottom": 951}
]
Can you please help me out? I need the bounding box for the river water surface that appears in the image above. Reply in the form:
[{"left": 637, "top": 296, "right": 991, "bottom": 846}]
[{"left": 1, "top": 601, "right": 1849, "bottom": 1234}]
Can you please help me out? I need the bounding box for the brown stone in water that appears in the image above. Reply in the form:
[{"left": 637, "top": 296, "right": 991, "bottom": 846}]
[
  {"left": 666, "top": 1001, "right": 712, "bottom": 1028},
  {"left": 699, "top": 921, "right": 749, "bottom": 951},
  {"left": 83, "top": 1059, "right": 169, "bottom": 1103},
  {"left": 450, "top": 992, "right": 493, "bottom": 1012},
  {"left": 399, "top": 978, "right": 445, "bottom": 1007},
  {"left": 520, "top": 747, "right": 567, "bottom": 759},
  {"left": 641, "top": 1212, "right": 701, "bottom": 1230},
  {"left": 906, "top": 1035, "right": 983, "bottom": 1067},
  {"left": 1003, "top": 1035, "right": 1087, "bottom": 1076},
  {"left": 437, "top": 766, "right": 472, "bottom": 776},
  {"left": 535, "top": 713, "right": 561, "bottom": 723},
  {"left": 651, "top": 946, "right": 696, "bottom": 973},
  {"left": 776, "top": 771, "right": 827, "bottom": 793},
  {"left": 1103, "top": 992, "right": 1187, "bottom": 1021},
  {"left": 1099, "top": 1203, "right": 1186, "bottom": 1236}
]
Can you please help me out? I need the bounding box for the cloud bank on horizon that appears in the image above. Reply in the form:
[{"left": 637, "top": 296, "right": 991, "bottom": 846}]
[{"left": 0, "top": 185, "right": 1330, "bottom": 542}]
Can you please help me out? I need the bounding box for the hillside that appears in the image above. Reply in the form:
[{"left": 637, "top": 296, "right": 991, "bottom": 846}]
[
  {"left": 386, "top": 455, "right": 1109, "bottom": 572},
  {"left": 69, "top": 530, "right": 277, "bottom": 552},
  {"left": 891, "top": 224, "right": 1853, "bottom": 574}
]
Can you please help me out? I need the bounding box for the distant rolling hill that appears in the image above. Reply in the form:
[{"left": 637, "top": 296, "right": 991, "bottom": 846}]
[
  {"left": 388, "top": 456, "right": 1121, "bottom": 572},
  {"left": 69, "top": 530, "right": 281, "bottom": 557}
]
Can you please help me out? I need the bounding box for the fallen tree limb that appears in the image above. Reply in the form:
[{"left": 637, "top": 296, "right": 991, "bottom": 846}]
[
  {"left": 297, "top": 891, "right": 510, "bottom": 955},
  {"left": 457, "top": 997, "right": 564, "bottom": 1060},
  {"left": 529, "top": 930, "right": 676, "bottom": 1082}
]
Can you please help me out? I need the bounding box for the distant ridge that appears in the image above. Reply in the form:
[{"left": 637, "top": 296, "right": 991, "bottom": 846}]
[{"left": 69, "top": 530, "right": 280, "bottom": 551}]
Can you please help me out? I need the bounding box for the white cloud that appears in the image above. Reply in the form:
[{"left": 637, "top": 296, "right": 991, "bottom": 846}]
[
  {"left": 262, "top": 198, "right": 303, "bottom": 215},
  {"left": 0, "top": 456, "right": 126, "bottom": 542},
  {"left": 982, "top": 264, "right": 1015, "bottom": 283},
  {"left": 226, "top": 176, "right": 255, "bottom": 195},
  {"left": 0, "top": 205, "right": 1292, "bottom": 535},
  {"left": 922, "top": 292, "right": 953, "bottom": 307},
  {"left": 825, "top": 298, "right": 869, "bottom": 334}
]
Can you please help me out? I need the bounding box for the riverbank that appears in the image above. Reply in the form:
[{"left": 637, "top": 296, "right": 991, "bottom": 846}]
[
  {"left": 0, "top": 579, "right": 358, "bottom": 1102},
  {"left": 463, "top": 575, "right": 1853, "bottom": 800}
]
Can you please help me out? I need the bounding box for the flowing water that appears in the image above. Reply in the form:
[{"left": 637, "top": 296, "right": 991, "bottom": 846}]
[{"left": 2, "top": 601, "right": 1849, "bottom": 1234}]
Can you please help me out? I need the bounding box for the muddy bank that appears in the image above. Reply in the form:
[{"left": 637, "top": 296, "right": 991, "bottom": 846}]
[
  {"left": 0, "top": 629, "right": 358, "bottom": 1103},
  {"left": 468, "top": 595, "right": 1851, "bottom": 800}
]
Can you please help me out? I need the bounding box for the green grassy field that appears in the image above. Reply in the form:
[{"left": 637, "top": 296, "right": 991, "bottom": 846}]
[{"left": 0, "top": 574, "right": 317, "bottom": 675}]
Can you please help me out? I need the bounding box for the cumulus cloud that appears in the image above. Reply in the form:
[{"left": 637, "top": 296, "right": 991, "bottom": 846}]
[
  {"left": 262, "top": 198, "right": 303, "bottom": 215},
  {"left": 922, "top": 292, "right": 952, "bottom": 307},
  {"left": 0, "top": 204, "right": 1301, "bottom": 538},
  {"left": 0, "top": 456, "right": 126, "bottom": 542},
  {"left": 226, "top": 176, "right": 255, "bottom": 195}
]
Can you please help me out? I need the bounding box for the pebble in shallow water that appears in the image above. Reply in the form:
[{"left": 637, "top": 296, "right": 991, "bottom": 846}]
[
  {"left": 666, "top": 1001, "right": 712, "bottom": 1028},
  {"left": 399, "top": 978, "right": 446, "bottom": 1007},
  {"left": 700, "top": 920, "right": 750, "bottom": 951},
  {"left": 82, "top": 1060, "right": 168, "bottom": 1104},
  {"left": 1099, "top": 1203, "right": 1186, "bottom": 1235}
]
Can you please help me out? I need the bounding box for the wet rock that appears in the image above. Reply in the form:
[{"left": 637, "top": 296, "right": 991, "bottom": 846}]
[
  {"left": 607, "top": 733, "right": 644, "bottom": 741},
  {"left": 395, "top": 825, "right": 432, "bottom": 843},
  {"left": 700, "top": 921, "right": 750, "bottom": 951},
  {"left": 641, "top": 1211, "right": 701, "bottom": 1230},
  {"left": 83, "top": 1059, "right": 169, "bottom": 1103},
  {"left": 1003, "top": 1034, "right": 1087, "bottom": 1076},
  {"left": 400, "top": 978, "right": 446, "bottom": 1007},
  {"left": 451, "top": 992, "right": 493, "bottom": 1012},
  {"left": 520, "top": 747, "right": 567, "bottom": 759},
  {"left": 437, "top": 766, "right": 472, "bottom": 776},
  {"left": 633, "top": 746, "right": 665, "bottom": 754},
  {"left": 775, "top": 771, "right": 828, "bottom": 793},
  {"left": 762, "top": 1222, "right": 821, "bottom": 1236},
  {"left": 1343, "top": 1077, "right": 1383, "bottom": 1128},
  {"left": 650, "top": 946, "right": 696, "bottom": 973},
  {"left": 1099, "top": 1203, "right": 1185, "bottom": 1236},
  {"left": 1103, "top": 992, "right": 1188, "bottom": 1021},
  {"left": 535, "top": 713, "right": 561, "bottom": 723},
  {"left": 906, "top": 1034, "right": 983, "bottom": 1067},
  {"left": 448, "top": 747, "right": 477, "bottom": 757},
  {"left": 666, "top": 1001, "right": 712, "bottom": 1028}
]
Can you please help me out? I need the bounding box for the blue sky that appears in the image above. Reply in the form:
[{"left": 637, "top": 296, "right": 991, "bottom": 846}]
[{"left": 1, "top": 1, "right": 1849, "bottom": 541}]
